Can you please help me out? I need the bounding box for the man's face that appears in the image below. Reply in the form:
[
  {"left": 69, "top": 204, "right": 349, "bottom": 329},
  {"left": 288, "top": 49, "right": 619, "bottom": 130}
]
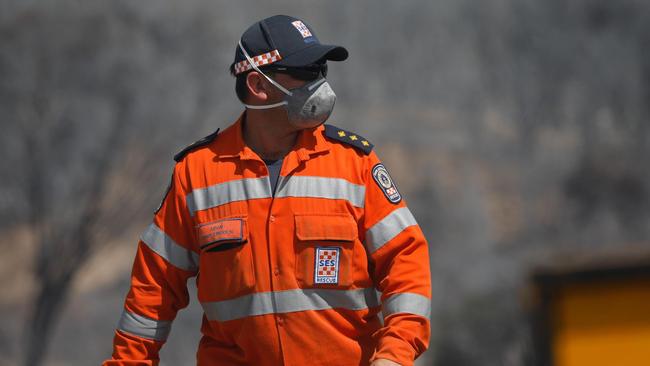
[
  {"left": 248, "top": 63, "right": 328, "bottom": 105},
  {"left": 262, "top": 72, "right": 310, "bottom": 104}
]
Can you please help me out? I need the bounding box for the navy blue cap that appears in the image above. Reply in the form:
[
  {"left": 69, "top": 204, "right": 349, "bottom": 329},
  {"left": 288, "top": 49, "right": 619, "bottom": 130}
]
[{"left": 232, "top": 15, "right": 348, "bottom": 73}]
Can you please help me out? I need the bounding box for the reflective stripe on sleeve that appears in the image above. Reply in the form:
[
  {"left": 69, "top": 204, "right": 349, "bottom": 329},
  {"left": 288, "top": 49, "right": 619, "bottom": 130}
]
[
  {"left": 276, "top": 176, "right": 366, "bottom": 208},
  {"left": 187, "top": 177, "right": 272, "bottom": 216},
  {"left": 201, "top": 287, "right": 380, "bottom": 322},
  {"left": 140, "top": 223, "right": 199, "bottom": 272},
  {"left": 365, "top": 207, "right": 418, "bottom": 254},
  {"left": 382, "top": 292, "right": 431, "bottom": 319},
  {"left": 117, "top": 309, "right": 172, "bottom": 341}
]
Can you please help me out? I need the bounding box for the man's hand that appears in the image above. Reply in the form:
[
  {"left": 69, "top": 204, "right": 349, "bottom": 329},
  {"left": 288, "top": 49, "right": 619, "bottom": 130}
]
[{"left": 370, "top": 359, "right": 401, "bottom": 366}]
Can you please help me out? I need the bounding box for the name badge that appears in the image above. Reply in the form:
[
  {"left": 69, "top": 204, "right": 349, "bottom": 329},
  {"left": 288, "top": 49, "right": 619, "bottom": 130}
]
[{"left": 197, "top": 218, "right": 244, "bottom": 249}]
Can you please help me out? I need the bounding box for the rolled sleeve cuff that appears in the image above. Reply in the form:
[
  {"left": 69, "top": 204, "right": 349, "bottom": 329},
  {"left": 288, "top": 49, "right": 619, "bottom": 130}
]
[{"left": 370, "top": 336, "right": 417, "bottom": 366}]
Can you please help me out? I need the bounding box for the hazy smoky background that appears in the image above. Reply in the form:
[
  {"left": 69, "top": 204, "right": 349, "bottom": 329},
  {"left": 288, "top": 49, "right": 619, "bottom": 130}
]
[{"left": 1, "top": 0, "right": 650, "bottom": 365}]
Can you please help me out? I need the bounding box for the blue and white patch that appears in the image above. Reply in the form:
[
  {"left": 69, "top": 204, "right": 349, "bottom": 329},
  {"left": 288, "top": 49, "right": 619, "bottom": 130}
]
[
  {"left": 372, "top": 163, "right": 402, "bottom": 204},
  {"left": 291, "top": 20, "right": 312, "bottom": 38},
  {"left": 314, "top": 247, "right": 340, "bottom": 284}
]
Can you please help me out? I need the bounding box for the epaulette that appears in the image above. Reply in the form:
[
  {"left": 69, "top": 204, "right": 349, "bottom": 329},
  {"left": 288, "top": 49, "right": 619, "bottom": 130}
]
[
  {"left": 324, "top": 124, "right": 374, "bottom": 155},
  {"left": 173, "top": 128, "right": 220, "bottom": 162}
]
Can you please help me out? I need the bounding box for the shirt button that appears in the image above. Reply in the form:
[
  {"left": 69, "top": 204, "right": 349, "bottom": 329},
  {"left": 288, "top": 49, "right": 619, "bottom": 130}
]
[
  {"left": 273, "top": 268, "right": 280, "bottom": 276},
  {"left": 269, "top": 215, "right": 276, "bottom": 223},
  {"left": 277, "top": 317, "right": 284, "bottom": 326}
]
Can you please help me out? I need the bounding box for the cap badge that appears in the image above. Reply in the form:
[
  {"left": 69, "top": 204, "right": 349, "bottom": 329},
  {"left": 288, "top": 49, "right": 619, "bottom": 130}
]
[{"left": 291, "top": 20, "right": 313, "bottom": 38}]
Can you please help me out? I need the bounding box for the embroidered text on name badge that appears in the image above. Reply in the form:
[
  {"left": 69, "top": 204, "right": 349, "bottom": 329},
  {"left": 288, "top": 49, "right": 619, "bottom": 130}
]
[
  {"left": 314, "top": 247, "right": 340, "bottom": 284},
  {"left": 197, "top": 218, "right": 244, "bottom": 249}
]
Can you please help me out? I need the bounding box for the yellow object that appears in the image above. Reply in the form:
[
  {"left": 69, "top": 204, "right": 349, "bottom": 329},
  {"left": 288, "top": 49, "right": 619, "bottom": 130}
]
[{"left": 551, "top": 277, "right": 650, "bottom": 366}]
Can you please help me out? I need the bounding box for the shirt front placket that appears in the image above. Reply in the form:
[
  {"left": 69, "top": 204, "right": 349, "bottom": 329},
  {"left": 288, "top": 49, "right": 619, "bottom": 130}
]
[{"left": 260, "top": 129, "right": 329, "bottom": 366}]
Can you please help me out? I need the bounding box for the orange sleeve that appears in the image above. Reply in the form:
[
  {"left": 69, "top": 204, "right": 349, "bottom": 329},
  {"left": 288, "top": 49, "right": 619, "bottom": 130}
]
[
  {"left": 104, "top": 162, "right": 199, "bottom": 365},
  {"left": 363, "top": 152, "right": 431, "bottom": 366}
]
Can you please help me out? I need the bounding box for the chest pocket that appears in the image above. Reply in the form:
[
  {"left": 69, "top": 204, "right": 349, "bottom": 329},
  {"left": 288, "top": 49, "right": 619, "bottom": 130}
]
[
  {"left": 294, "top": 213, "right": 358, "bottom": 288},
  {"left": 197, "top": 216, "right": 255, "bottom": 301}
]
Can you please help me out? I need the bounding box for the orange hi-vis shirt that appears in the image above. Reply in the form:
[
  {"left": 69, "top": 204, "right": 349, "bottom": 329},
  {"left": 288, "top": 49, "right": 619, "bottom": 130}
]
[{"left": 104, "top": 114, "right": 431, "bottom": 366}]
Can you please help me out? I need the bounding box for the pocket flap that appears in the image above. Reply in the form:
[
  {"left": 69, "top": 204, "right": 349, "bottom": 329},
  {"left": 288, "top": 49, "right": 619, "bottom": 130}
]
[
  {"left": 295, "top": 214, "right": 358, "bottom": 241},
  {"left": 197, "top": 217, "right": 248, "bottom": 250}
]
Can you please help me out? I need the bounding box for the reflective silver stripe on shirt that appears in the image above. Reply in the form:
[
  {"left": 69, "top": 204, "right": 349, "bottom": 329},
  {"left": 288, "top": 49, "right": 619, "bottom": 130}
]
[
  {"left": 187, "top": 177, "right": 272, "bottom": 216},
  {"left": 276, "top": 176, "right": 366, "bottom": 208},
  {"left": 365, "top": 207, "right": 418, "bottom": 254},
  {"left": 117, "top": 309, "right": 172, "bottom": 341},
  {"left": 140, "top": 223, "right": 198, "bottom": 272},
  {"left": 186, "top": 176, "right": 365, "bottom": 215},
  {"left": 382, "top": 292, "right": 431, "bottom": 319},
  {"left": 201, "top": 287, "right": 380, "bottom": 322}
]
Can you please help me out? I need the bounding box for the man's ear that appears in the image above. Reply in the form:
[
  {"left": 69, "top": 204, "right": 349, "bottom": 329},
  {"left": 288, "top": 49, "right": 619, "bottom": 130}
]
[{"left": 246, "top": 71, "right": 270, "bottom": 102}]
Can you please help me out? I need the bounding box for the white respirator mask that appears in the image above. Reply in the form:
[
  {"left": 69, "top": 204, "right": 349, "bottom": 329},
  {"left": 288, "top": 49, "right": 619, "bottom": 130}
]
[{"left": 239, "top": 41, "right": 337, "bottom": 129}]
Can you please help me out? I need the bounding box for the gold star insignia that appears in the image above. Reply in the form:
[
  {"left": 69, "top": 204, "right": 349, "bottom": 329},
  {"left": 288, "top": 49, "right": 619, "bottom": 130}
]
[
  {"left": 361, "top": 140, "right": 369, "bottom": 146},
  {"left": 350, "top": 135, "right": 358, "bottom": 141},
  {"left": 338, "top": 131, "right": 346, "bottom": 137}
]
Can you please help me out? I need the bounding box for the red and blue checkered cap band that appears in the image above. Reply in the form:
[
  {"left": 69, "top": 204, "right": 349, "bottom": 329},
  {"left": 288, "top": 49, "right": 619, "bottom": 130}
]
[{"left": 234, "top": 49, "right": 282, "bottom": 75}]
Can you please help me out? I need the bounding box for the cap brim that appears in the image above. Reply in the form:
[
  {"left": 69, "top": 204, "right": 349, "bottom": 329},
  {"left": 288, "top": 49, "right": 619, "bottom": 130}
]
[{"left": 276, "top": 44, "right": 348, "bottom": 67}]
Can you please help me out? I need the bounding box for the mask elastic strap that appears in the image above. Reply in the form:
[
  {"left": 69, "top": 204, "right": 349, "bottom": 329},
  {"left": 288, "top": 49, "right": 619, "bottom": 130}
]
[
  {"left": 238, "top": 40, "right": 293, "bottom": 96},
  {"left": 242, "top": 101, "right": 287, "bottom": 110},
  {"left": 307, "top": 78, "right": 327, "bottom": 91}
]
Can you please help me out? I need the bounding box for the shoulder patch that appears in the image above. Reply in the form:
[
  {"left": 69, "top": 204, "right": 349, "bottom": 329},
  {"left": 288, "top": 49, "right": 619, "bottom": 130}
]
[
  {"left": 372, "top": 163, "right": 402, "bottom": 204},
  {"left": 324, "top": 124, "right": 373, "bottom": 155},
  {"left": 174, "top": 128, "right": 220, "bottom": 162}
]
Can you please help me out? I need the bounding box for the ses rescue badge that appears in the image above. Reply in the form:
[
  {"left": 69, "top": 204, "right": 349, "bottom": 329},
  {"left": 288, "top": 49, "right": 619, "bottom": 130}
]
[
  {"left": 291, "top": 20, "right": 313, "bottom": 38},
  {"left": 372, "top": 163, "right": 402, "bottom": 204},
  {"left": 314, "top": 247, "right": 340, "bottom": 284}
]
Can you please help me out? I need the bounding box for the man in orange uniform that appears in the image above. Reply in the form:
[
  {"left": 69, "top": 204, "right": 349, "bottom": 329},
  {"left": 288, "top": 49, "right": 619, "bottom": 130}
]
[{"left": 105, "top": 15, "right": 431, "bottom": 366}]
